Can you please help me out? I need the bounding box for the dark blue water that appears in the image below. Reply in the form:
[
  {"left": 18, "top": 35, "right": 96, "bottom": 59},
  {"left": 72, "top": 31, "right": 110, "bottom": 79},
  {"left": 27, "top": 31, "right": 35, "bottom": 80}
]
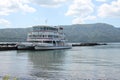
[{"left": 0, "top": 43, "right": 120, "bottom": 80}]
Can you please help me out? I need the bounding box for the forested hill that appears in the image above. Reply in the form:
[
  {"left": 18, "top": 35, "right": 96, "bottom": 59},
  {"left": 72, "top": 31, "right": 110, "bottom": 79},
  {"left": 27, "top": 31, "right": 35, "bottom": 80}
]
[
  {"left": 62, "top": 23, "right": 120, "bottom": 42},
  {"left": 0, "top": 23, "right": 120, "bottom": 42},
  {"left": 0, "top": 28, "right": 32, "bottom": 42}
]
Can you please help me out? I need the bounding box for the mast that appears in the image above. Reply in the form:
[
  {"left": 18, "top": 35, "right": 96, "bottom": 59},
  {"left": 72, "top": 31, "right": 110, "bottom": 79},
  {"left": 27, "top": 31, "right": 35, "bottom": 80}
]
[{"left": 45, "top": 19, "right": 48, "bottom": 25}]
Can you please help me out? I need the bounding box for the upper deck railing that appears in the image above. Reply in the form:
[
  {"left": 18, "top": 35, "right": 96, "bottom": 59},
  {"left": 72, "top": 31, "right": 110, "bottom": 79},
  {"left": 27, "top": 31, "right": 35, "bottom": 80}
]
[{"left": 32, "top": 25, "right": 59, "bottom": 32}]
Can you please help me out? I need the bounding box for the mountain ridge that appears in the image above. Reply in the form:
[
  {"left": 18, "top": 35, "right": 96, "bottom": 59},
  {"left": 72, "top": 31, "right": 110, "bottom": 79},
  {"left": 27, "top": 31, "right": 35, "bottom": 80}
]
[{"left": 0, "top": 23, "right": 120, "bottom": 42}]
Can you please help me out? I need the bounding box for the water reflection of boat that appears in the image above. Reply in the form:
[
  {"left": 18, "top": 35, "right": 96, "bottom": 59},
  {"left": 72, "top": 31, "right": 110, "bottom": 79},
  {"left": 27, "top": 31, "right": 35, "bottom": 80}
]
[
  {"left": 26, "top": 50, "right": 67, "bottom": 78},
  {"left": 17, "top": 50, "right": 66, "bottom": 72}
]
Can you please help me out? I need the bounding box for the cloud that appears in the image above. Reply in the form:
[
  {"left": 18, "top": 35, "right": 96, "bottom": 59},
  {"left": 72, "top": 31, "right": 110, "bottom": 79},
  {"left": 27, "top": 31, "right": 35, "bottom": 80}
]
[
  {"left": 0, "top": 0, "right": 68, "bottom": 26},
  {"left": 0, "top": 0, "right": 36, "bottom": 26},
  {"left": 84, "top": 15, "right": 96, "bottom": 20},
  {"left": 0, "top": 19, "right": 11, "bottom": 26},
  {"left": 19, "top": 4, "right": 36, "bottom": 13},
  {"left": 98, "top": 0, "right": 120, "bottom": 18},
  {"left": 72, "top": 18, "right": 85, "bottom": 24},
  {"left": 72, "top": 15, "right": 96, "bottom": 24},
  {"left": 30, "top": 0, "right": 68, "bottom": 7},
  {"left": 0, "top": 0, "right": 36, "bottom": 16},
  {"left": 96, "top": 0, "right": 107, "bottom": 2},
  {"left": 65, "top": 0, "right": 95, "bottom": 24}
]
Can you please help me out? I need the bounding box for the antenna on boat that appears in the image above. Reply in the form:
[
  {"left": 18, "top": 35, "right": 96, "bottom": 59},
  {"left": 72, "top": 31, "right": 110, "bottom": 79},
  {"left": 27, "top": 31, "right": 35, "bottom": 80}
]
[{"left": 45, "top": 19, "right": 48, "bottom": 25}]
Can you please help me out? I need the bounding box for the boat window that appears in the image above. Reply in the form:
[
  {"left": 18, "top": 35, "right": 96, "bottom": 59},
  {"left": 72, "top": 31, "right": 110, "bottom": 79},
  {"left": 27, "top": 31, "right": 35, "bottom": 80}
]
[
  {"left": 42, "top": 35, "right": 45, "bottom": 38},
  {"left": 43, "top": 41, "right": 52, "bottom": 43}
]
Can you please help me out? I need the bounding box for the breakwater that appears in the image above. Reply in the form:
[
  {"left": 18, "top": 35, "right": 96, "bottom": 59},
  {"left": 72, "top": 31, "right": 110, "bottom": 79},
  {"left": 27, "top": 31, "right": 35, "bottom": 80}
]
[{"left": 72, "top": 43, "right": 107, "bottom": 46}]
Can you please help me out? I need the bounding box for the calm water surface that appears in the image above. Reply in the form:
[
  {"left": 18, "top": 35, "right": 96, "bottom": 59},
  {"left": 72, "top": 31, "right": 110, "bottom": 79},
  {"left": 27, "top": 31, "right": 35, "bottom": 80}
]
[{"left": 0, "top": 43, "right": 120, "bottom": 80}]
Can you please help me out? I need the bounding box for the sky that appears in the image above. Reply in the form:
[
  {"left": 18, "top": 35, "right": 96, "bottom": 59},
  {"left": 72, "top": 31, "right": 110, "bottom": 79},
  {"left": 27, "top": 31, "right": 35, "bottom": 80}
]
[{"left": 0, "top": 0, "right": 120, "bottom": 28}]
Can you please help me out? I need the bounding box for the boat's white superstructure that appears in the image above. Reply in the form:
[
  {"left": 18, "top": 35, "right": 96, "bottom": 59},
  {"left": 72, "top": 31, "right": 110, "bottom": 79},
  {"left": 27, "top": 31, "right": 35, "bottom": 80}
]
[{"left": 17, "top": 25, "right": 72, "bottom": 50}]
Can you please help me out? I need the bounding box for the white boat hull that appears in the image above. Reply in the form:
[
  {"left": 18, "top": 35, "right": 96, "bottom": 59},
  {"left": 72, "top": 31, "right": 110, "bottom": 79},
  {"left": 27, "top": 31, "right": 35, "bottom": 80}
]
[{"left": 34, "top": 46, "right": 71, "bottom": 50}]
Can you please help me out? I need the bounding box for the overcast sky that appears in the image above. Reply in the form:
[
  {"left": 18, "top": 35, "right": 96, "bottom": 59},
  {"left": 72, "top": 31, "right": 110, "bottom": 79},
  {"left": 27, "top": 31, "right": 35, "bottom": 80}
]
[{"left": 0, "top": 0, "right": 120, "bottom": 28}]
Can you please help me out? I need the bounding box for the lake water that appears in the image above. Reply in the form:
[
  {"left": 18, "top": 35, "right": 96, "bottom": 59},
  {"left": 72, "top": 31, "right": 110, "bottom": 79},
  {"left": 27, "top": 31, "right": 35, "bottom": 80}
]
[{"left": 0, "top": 43, "right": 120, "bottom": 80}]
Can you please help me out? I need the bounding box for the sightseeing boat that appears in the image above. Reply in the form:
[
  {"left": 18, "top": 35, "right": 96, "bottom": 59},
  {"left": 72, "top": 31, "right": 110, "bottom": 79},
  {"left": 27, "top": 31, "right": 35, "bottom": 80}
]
[
  {"left": 28, "top": 25, "right": 72, "bottom": 50},
  {"left": 17, "top": 25, "right": 72, "bottom": 50}
]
